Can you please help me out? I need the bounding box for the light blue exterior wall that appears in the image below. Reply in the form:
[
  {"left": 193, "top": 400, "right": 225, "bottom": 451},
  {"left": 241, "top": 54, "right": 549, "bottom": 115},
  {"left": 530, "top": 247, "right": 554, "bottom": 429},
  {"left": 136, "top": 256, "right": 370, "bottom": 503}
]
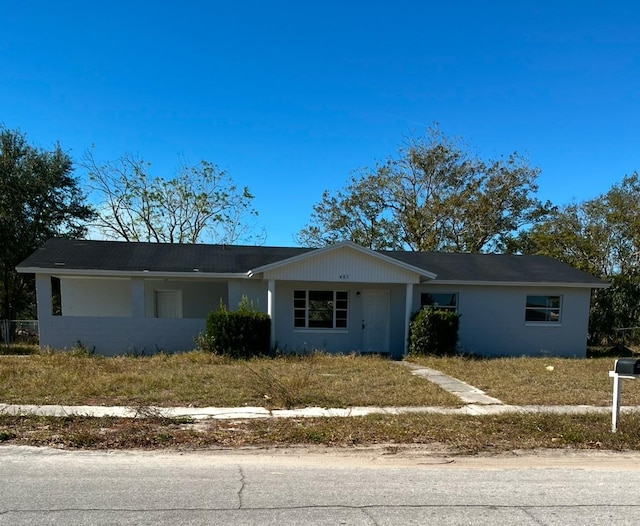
[
  {"left": 37, "top": 274, "right": 223, "bottom": 355},
  {"left": 38, "top": 315, "right": 206, "bottom": 356},
  {"left": 142, "top": 279, "right": 227, "bottom": 319},
  {"left": 414, "top": 284, "right": 591, "bottom": 357},
  {"left": 272, "top": 281, "right": 406, "bottom": 357},
  {"left": 34, "top": 271, "right": 594, "bottom": 357}
]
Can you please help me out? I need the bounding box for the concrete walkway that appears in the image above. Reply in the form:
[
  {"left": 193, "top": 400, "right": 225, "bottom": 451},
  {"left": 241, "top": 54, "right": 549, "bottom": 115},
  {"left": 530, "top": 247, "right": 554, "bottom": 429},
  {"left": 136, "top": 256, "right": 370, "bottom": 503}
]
[
  {"left": 0, "top": 362, "right": 622, "bottom": 420},
  {"left": 400, "top": 362, "right": 504, "bottom": 405}
]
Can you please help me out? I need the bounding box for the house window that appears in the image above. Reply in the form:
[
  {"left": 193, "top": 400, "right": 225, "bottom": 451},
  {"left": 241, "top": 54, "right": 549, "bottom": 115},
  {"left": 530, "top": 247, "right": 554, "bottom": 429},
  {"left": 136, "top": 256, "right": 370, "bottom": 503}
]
[
  {"left": 420, "top": 293, "right": 458, "bottom": 311},
  {"left": 294, "top": 290, "right": 348, "bottom": 329},
  {"left": 525, "top": 295, "right": 561, "bottom": 323},
  {"left": 155, "top": 290, "right": 183, "bottom": 318}
]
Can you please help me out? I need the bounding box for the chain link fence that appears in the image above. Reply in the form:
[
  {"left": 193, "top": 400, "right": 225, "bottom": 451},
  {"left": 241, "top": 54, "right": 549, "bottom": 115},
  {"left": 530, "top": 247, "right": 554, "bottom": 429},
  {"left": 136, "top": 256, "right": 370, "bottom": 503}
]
[{"left": 0, "top": 320, "right": 39, "bottom": 345}]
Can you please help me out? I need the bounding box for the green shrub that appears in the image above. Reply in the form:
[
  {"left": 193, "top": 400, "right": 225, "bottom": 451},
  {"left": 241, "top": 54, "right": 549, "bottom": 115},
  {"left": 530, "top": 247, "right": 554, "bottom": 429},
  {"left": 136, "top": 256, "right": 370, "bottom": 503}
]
[
  {"left": 200, "top": 297, "right": 271, "bottom": 358},
  {"left": 408, "top": 308, "right": 460, "bottom": 356}
]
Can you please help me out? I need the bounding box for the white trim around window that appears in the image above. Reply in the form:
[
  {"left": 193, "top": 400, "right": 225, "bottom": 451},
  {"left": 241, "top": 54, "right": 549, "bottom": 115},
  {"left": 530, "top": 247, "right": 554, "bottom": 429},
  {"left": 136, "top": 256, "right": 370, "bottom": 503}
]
[
  {"left": 525, "top": 295, "right": 561, "bottom": 325},
  {"left": 420, "top": 292, "right": 458, "bottom": 312},
  {"left": 294, "top": 290, "right": 348, "bottom": 330}
]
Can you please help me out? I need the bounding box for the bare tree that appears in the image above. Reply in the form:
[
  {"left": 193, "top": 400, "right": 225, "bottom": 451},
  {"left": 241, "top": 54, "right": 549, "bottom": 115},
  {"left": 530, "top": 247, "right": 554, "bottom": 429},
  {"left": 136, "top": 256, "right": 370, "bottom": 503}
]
[{"left": 84, "top": 151, "right": 260, "bottom": 244}]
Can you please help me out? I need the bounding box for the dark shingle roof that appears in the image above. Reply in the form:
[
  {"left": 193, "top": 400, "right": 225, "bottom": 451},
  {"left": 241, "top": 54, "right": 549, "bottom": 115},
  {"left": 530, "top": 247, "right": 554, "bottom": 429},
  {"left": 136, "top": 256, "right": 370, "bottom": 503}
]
[
  {"left": 386, "top": 251, "right": 606, "bottom": 285},
  {"left": 17, "top": 238, "right": 312, "bottom": 274},
  {"left": 17, "top": 238, "right": 607, "bottom": 286}
]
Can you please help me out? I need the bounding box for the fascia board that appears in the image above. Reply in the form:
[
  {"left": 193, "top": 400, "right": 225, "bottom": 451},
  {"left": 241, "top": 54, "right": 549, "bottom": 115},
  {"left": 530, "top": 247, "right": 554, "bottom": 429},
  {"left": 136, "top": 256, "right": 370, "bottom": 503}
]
[
  {"left": 428, "top": 279, "right": 610, "bottom": 289},
  {"left": 16, "top": 267, "right": 249, "bottom": 280}
]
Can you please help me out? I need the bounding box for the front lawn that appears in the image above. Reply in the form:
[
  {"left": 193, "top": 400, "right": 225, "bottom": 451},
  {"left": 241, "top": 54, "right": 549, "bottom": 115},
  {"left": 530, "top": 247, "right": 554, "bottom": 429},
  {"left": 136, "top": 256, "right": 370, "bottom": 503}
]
[
  {"left": 408, "top": 356, "right": 635, "bottom": 406},
  {"left": 0, "top": 351, "right": 460, "bottom": 409},
  {"left": 1, "top": 350, "right": 633, "bottom": 409}
]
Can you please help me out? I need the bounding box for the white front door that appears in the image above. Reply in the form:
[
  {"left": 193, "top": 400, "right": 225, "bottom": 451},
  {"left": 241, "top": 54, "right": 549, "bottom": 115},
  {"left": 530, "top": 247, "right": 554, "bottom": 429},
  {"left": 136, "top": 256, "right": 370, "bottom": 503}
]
[{"left": 361, "top": 289, "right": 390, "bottom": 353}]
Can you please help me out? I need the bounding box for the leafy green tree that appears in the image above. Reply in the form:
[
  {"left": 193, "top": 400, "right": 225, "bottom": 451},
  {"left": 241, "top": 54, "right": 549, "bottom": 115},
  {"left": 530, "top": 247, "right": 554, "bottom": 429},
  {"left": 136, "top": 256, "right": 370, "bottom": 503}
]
[
  {"left": 509, "top": 200, "right": 615, "bottom": 278},
  {"left": 588, "top": 272, "right": 640, "bottom": 344},
  {"left": 0, "top": 127, "right": 94, "bottom": 320},
  {"left": 512, "top": 173, "right": 640, "bottom": 277},
  {"left": 511, "top": 172, "right": 640, "bottom": 344},
  {"left": 84, "top": 151, "right": 262, "bottom": 244},
  {"left": 298, "top": 127, "right": 551, "bottom": 252}
]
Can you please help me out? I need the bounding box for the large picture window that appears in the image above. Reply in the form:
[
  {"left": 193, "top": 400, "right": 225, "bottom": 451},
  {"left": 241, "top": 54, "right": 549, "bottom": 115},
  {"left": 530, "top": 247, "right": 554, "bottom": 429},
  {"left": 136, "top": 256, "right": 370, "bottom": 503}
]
[
  {"left": 294, "top": 290, "right": 348, "bottom": 329},
  {"left": 525, "top": 295, "right": 561, "bottom": 323},
  {"left": 420, "top": 293, "right": 457, "bottom": 311}
]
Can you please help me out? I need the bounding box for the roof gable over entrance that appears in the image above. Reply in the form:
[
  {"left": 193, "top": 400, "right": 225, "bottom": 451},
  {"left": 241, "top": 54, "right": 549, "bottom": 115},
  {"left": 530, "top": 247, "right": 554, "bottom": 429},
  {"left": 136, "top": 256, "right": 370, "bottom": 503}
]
[{"left": 250, "top": 241, "right": 435, "bottom": 283}]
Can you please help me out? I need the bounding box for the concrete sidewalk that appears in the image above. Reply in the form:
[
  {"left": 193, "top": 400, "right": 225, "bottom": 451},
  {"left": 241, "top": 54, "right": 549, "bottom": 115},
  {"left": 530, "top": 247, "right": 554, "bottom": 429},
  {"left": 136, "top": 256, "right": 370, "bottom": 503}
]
[
  {"left": 0, "top": 362, "right": 623, "bottom": 420},
  {"left": 0, "top": 402, "right": 619, "bottom": 420}
]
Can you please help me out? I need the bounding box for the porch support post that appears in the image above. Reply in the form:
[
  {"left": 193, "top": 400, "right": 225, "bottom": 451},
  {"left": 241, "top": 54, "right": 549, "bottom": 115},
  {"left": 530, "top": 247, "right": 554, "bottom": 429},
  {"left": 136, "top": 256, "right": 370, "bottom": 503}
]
[
  {"left": 35, "top": 274, "right": 53, "bottom": 320},
  {"left": 34, "top": 274, "right": 53, "bottom": 348},
  {"left": 404, "top": 283, "right": 414, "bottom": 356},
  {"left": 131, "top": 277, "right": 145, "bottom": 318},
  {"left": 267, "top": 279, "right": 276, "bottom": 350}
]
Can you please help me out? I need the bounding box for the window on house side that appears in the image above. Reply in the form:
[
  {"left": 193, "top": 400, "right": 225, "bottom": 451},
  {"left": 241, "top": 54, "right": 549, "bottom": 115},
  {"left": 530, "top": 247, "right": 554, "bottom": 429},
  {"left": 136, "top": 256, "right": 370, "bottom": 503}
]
[
  {"left": 294, "top": 290, "right": 348, "bottom": 329},
  {"left": 525, "top": 295, "right": 561, "bottom": 323},
  {"left": 420, "top": 293, "right": 458, "bottom": 311}
]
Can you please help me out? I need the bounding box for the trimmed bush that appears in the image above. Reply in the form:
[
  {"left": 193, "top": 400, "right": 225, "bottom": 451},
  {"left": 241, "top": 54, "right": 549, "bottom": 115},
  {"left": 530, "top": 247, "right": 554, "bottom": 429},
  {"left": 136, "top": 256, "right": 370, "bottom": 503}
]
[
  {"left": 408, "top": 308, "right": 460, "bottom": 356},
  {"left": 201, "top": 298, "right": 271, "bottom": 358}
]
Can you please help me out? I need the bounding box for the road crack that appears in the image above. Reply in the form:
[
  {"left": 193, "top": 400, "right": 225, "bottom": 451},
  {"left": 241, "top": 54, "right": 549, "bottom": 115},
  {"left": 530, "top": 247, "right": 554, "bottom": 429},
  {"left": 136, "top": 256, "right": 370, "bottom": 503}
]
[{"left": 237, "top": 465, "right": 246, "bottom": 509}]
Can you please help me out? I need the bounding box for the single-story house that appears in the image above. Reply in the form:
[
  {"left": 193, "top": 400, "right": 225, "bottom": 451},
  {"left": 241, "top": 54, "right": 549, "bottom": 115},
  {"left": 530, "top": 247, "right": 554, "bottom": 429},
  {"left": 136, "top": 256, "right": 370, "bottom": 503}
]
[{"left": 17, "top": 238, "right": 608, "bottom": 358}]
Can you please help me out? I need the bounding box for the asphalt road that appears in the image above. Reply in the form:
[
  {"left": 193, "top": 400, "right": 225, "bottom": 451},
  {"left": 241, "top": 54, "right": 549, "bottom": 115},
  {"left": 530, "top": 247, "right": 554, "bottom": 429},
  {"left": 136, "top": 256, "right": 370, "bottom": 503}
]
[{"left": 2, "top": 446, "right": 640, "bottom": 525}]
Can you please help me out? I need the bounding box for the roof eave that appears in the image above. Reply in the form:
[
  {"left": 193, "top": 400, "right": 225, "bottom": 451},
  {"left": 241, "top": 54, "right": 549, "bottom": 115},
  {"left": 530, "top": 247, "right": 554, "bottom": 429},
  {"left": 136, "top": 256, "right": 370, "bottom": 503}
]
[
  {"left": 16, "top": 267, "right": 249, "bottom": 280},
  {"left": 429, "top": 279, "right": 609, "bottom": 288}
]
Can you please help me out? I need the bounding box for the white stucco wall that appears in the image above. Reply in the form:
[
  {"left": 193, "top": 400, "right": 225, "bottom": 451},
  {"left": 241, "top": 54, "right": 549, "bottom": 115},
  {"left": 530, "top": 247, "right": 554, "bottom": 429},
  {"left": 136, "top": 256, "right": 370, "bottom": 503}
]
[
  {"left": 414, "top": 284, "right": 591, "bottom": 357},
  {"left": 228, "top": 280, "right": 269, "bottom": 312},
  {"left": 36, "top": 275, "right": 221, "bottom": 354},
  {"left": 57, "top": 277, "right": 228, "bottom": 320},
  {"left": 143, "top": 279, "right": 228, "bottom": 319},
  {"left": 61, "top": 278, "right": 131, "bottom": 317},
  {"left": 39, "top": 316, "right": 205, "bottom": 355}
]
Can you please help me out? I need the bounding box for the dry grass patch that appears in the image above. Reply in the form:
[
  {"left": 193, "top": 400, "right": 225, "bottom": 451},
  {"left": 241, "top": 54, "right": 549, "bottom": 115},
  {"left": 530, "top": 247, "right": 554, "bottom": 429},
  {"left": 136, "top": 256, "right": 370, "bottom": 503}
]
[
  {"left": 0, "top": 352, "right": 459, "bottom": 409},
  {"left": 2, "top": 412, "right": 639, "bottom": 453},
  {"left": 409, "top": 356, "right": 638, "bottom": 406}
]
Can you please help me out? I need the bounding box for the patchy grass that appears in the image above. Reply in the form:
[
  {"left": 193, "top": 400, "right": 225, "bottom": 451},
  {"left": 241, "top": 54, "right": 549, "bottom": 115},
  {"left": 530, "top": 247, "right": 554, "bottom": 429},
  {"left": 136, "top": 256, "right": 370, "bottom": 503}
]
[
  {"left": 4, "top": 351, "right": 640, "bottom": 453},
  {"left": 1, "top": 412, "right": 638, "bottom": 453},
  {"left": 408, "top": 356, "right": 636, "bottom": 406},
  {"left": 0, "top": 351, "right": 460, "bottom": 409}
]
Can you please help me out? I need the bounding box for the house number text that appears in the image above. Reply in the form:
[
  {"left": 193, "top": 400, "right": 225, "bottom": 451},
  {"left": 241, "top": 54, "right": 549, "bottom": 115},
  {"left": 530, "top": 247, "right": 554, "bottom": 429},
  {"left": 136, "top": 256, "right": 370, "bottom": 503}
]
[{"left": 339, "top": 274, "right": 349, "bottom": 280}]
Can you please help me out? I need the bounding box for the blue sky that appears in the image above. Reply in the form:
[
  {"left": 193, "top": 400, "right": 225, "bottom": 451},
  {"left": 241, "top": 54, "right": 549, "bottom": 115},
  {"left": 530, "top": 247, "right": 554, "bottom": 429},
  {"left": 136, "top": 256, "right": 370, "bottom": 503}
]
[{"left": 2, "top": 1, "right": 639, "bottom": 246}]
